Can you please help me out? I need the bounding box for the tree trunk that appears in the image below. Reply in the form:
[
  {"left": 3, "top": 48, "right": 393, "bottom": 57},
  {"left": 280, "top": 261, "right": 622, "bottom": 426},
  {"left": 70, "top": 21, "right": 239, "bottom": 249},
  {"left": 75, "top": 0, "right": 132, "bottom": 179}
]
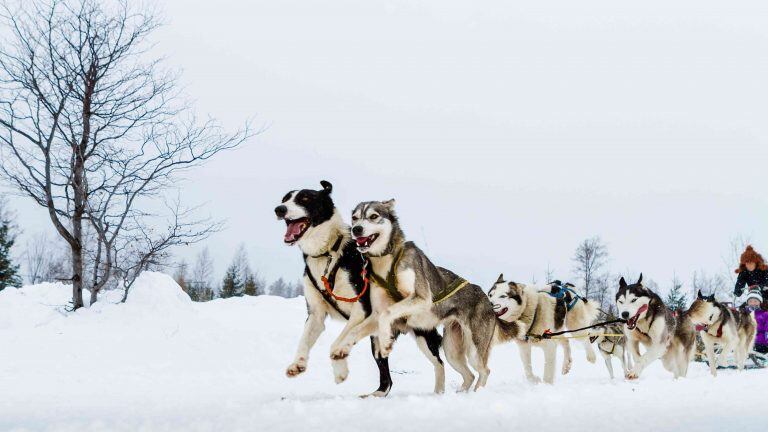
[{"left": 71, "top": 242, "right": 84, "bottom": 309}]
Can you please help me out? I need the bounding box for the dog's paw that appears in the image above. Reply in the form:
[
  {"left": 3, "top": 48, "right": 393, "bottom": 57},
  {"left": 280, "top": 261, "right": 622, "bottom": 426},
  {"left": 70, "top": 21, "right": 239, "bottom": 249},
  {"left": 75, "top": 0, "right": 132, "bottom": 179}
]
[
  {"left": 562, "top": 357, "right": 573, "bottom": 375},
  {"left": 625, "top": 370, "right": 639, "bottom": 380},
  {"left": 360, "top": 390, "right": 389, "bottom": 399},
  {"left": 286, "top": 358, "right": 307, "bottom": 377},
  {"left": 379, "top": 339, "right": 394, "bottom": 357},
  {"left": 586, "top": 351, "right": 597, "bottom": 364},
  {"left": 332, "top": 359, "right": 349, "bottom": 384},
  {"left": 526, "top": 375, "right": 542, "bottom": 384},
  {"left": 330, "top": 345, "right": 351, "bottom": 360}
]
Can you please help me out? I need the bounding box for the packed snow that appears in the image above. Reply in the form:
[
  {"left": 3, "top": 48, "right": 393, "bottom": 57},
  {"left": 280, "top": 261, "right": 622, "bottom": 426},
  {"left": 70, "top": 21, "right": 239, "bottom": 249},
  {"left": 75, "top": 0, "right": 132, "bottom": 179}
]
[{"left": 0, "top": 273, "right": 763, "bottom": 431}]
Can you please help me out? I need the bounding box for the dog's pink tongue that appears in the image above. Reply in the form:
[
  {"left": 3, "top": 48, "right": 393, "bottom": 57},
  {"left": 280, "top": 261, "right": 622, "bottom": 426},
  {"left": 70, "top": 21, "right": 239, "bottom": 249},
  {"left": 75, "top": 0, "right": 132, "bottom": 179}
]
[
  {"left": 355, "top": 236, "right": 368, "bottom": 246},
  {"left": 284, "top": 221, "right": 304, "bottom": 242}
]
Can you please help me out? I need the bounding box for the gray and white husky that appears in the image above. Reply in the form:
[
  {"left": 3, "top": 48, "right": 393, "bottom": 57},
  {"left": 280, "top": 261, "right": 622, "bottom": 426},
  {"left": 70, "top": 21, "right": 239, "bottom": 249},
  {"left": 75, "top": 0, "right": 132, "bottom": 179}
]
[
  {"left": 343, "top": 199, "right": 497, "bottom": 392},
  {"left": 589, "top": 323, "right": 632, "bottom": 379},
  {"left": 686, "top": 290, "right": 756, "bottom": 376},
  {"left": 274, "top": 181, "right": 443, "bottom": 396},
  {"left": 615, "top": 274, "right": 696, "bottom": 379},
  {"left": 487, "top": 276, "right": 598, "bottom": 384}
]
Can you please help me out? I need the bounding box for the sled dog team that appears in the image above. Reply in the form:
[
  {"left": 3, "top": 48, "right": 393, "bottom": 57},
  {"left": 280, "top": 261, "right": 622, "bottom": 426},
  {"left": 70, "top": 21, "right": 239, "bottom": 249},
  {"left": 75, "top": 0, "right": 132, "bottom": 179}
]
[{"left": 274, "top": 181, "right": 758, "bottom": 396}]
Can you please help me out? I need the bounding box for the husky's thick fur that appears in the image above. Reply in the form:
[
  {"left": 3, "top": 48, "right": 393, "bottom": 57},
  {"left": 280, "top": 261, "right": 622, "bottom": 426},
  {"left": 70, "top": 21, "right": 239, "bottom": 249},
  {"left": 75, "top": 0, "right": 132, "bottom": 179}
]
[
  {"left": 345, "top": 199, "right": 497, "bottom": 392},
  {"left": 487, "top": 276, "right": 598, "bottom": 384},
  {"left": 687, "top": 291, "right": 757, "bottom": 376},
  {"left": 274, "top": 181, "right": 443, "bottom": 396},
  {"left": 615, "top": 274, "right": 696, "bottom": 379},
  {"left": 589, "top": 323, "right": 632, "bottom": 379}
]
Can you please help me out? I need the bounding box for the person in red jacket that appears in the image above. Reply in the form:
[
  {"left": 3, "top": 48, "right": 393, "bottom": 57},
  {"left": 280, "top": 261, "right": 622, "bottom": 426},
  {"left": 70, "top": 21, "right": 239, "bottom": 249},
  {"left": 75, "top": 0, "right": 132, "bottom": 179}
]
[{"left": 734, "top": 245, "right": 768, "bottom": 297}]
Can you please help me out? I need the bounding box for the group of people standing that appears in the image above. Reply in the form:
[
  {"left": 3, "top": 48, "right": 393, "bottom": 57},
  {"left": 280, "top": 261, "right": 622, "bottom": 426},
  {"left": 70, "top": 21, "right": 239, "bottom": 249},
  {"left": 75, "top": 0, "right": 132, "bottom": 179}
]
[{"left": 734, "top": 246, "right": 768, "bottom": 354}]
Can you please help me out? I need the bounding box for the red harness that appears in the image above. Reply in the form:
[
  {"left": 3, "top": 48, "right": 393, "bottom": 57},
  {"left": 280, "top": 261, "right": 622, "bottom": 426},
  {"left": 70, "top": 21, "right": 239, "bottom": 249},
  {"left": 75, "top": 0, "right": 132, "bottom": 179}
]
[{"left": 695, "top": 320, "right": 725, "bottom": 338}]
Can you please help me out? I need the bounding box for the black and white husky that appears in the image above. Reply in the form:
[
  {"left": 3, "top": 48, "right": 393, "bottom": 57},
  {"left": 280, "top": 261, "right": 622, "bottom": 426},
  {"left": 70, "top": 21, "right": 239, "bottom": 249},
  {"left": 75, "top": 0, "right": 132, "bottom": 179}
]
[
  {"left": 274, "top": 181, "right": 442, "bottom": 396},
  {"left": 615, "top": 274, "right": 696, "bottom": 379},
  {"left": 487, "top": 276, "right": 598, "bottom": 384},
  {"left": 687, "top": 291, "right": 756, "bottom": 376},
  {"left": 346, "top": 199, "right": 497, "bottom": 392}
]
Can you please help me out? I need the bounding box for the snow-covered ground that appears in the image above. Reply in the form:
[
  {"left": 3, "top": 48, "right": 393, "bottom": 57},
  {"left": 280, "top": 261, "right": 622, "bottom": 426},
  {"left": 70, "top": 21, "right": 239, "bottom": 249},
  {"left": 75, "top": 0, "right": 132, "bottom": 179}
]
[{"left": 0, "top": 273, "right": 762, "bottom": 432}]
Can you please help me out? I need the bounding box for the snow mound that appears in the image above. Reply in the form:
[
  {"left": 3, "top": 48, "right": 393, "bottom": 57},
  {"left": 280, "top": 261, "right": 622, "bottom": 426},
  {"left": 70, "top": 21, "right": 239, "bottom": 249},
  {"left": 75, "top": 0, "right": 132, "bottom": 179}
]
[
  {"left": 0, "top": 282, "right": 70, "bottom": 329},
  {"left": 124, "top": 271, "right": 192, "bottom": 312}
]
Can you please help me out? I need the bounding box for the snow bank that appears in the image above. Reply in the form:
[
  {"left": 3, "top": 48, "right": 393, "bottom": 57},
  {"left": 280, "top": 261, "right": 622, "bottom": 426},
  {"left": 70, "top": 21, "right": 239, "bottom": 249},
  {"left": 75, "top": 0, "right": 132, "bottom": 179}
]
[
  {"left": 124, "top": 271, "right": 192, "bottom": 312},
  {"left": 0, "top": 282, "right": 71, "bottom": 329},
  {"left": 1, "top": 274, "right": 767, "bottom": 431}
]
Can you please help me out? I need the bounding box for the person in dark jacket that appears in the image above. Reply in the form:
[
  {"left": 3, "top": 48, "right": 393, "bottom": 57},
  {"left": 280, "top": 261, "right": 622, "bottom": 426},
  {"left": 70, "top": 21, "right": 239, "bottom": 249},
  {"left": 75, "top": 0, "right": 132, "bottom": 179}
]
[{"left": 734, "top": 245, "right": 768, "bottom": 297}]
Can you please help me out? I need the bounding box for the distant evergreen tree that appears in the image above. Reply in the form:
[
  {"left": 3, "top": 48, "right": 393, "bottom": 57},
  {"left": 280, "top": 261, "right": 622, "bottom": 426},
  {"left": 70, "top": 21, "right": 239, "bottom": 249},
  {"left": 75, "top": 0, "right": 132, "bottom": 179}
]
[
  {"left": 220, "top": 264, "right": 242, "bottom": 298},
  {"left": 664, "top": 274, "right": 687, "bottom": 311},
  {"left": 287, "top": 280, "right": 303, "bottom": 298},
  {"left": 243, "top": 273, "right": 257, "bottom": 296},
  {"left": 0, "top": 211, "right": 20, "bottom": 291},
  {"left": 268, "top": 277, "right": 288, "bottom": 297}
]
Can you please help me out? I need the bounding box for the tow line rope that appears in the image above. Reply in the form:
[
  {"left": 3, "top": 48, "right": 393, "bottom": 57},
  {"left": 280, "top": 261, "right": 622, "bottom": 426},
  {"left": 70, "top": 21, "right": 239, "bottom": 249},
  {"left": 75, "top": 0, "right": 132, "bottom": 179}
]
[{"left": 539, "top": 318, "right": 627, "bottom": 339}]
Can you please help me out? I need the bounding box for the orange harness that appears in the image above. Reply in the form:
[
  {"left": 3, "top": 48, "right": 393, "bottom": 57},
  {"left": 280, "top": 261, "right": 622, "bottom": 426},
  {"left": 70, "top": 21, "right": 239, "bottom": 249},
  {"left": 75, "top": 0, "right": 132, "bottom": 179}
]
[{"left": 321, "top": 262, "right": 370, "bottom": 303}]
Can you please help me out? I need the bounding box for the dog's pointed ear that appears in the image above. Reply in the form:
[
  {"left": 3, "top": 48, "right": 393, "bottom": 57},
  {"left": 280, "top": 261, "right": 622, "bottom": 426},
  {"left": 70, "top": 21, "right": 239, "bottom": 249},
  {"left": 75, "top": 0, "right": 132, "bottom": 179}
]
[
  {"left": 708, "top": 294, "right": 716, "bottom": 302},
  {"left": 382, "top": 198, "right": 396, "bottom": 209},
  {"left": 697, "top": 290, "right": 704, "bottom": 299},
  {"left": 619, "top": 277, "right": 627, "bottom": 288},
  {"left": 496, "top": 273, "right": 504, "bottom": 284},
  {"left": 636, "top": 273, "right": 643, "bottom": 285},
  {"left": 319, "top": 180, "right": 333, "bottom": 195}
]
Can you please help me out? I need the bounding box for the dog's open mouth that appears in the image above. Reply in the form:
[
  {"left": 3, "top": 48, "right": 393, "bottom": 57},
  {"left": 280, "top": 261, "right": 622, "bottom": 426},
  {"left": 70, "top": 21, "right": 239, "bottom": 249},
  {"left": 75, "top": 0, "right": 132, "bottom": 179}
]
[
  {"left": 494, "top": 307, "right": 508, "bottom": 318},
  {"left": 284, "top": 218, "right": 310, "bottom": 244},
  {"left": 625, "top": 304, "right": 649, "bottom": 330},
  {"left": 354, "top": 234, "right": 379, "bottom": 251}
]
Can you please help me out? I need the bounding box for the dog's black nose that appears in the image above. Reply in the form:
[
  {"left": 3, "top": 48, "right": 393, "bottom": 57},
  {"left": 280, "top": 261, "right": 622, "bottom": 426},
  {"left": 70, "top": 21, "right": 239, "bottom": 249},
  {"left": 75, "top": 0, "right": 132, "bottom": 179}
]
[
  {"left": 275, "top": 205, "right": 287, "bottom": 218},
  {"left": 352, "top": 226, "right": 364, "bottom": 237},
  {"left": 621, "top": 311, "right": 630, "bottom": 319}
]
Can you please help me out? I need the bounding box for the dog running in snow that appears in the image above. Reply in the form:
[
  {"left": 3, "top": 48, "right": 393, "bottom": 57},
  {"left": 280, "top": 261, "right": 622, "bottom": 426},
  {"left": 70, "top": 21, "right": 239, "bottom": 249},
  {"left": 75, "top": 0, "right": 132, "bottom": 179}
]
[
  {"left": 274, "top": 181, "right": 442, "bottom": 396},
  {"left": 589, "top": 323, "right": 632, "bottom": 379},
  {"left": 487, "top": 276, "right": 598, "bottom": 384},
  {"left": 615, "top": 274, "right": 696, "bottom": 379},
  {"left": 686, "top": 290, "right": 756, "bottom": 376},
  {"left": 344, "top": 199, "right": 497, "bottom": 392}
]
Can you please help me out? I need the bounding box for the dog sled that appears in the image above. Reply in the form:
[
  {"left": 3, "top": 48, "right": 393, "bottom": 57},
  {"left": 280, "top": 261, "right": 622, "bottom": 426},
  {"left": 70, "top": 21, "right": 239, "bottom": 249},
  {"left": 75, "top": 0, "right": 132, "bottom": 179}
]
[{"left": 694, "top": 339, "right": 768, "bottom": 370}]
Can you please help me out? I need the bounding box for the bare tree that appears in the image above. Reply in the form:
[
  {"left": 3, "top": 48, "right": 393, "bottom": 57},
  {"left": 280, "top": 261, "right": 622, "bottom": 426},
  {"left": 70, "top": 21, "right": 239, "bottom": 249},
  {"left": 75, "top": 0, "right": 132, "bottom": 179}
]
[
  {"left": 544, "top": 263, "right": 555, "bottom": 285},
  {"left": 116, "top": 201, "right": 221, "bottom": 302},
  {"left": 722, "top": 235, "right": 751, "bottom": 299},
  {"left": 191, "top": 246, "right": 214, "bottom": 297},
  {"left": 692, "top": 270, "right": 728, "bottom": 301},
  {"left": 24, "top": 232, "right": 68, "bottom": 283},
  {"left": 173, "top": 259, "right": 189, "bottom": 293},
  {"left": 591, "top": 272, "right": 616, "bottom": 316},
  {"left": 0, "top": 0, "right": 251, "bottom": 308},
  {"left": 571, "top": 236, "right": 609, "bottom": 299}
]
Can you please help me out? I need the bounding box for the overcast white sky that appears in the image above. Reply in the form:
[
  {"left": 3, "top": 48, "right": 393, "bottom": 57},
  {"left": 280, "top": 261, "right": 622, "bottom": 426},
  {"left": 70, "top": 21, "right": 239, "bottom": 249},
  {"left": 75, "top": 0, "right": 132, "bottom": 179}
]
[{"left": 9, "top": 0, "right": 768, "bottom": 293}]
